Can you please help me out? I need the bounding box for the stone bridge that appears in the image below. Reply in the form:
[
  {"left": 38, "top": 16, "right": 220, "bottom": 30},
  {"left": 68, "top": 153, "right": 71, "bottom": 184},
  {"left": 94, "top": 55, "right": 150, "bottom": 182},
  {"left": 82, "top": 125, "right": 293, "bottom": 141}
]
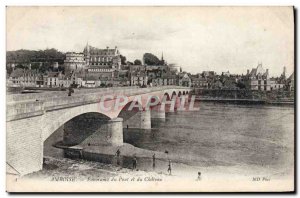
[{"left": 6, "top": 86, "right": 191, "bottom": 175}]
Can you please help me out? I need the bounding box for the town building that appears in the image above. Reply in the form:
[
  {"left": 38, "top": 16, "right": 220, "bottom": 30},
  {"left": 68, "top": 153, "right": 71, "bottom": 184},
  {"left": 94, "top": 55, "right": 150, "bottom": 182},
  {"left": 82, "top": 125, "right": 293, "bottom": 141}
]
[
  {"left": 83, "top": 44, "right": 121, "bottom": 70},
  {"left": 178, "top": 73, "right": 192, "bottom": 87},
  {"left": 269, "top": 78, "right": 285, "bottom": 90},
  {"left": 64, "top": 52, "right": 86, "bottom": 72},
  {"left": 7, "top": 68, "right": 43, "bottom": 87},
  {"left": 151, "top": 73, "right": 177, "bottom": 86},
  {"left": 130, "top": 70, "right": 148, "bottom": 86},
  {"left": 191, "top": 76, "right": 209, "bottom": 88},
  {"left": 287, "top": 72, "right": 294, "bottom": 91},
  {"left": 43, "top": 72, "right": 64, "bottom": 87},
  {"left": 168, "top": 63, "right": 180, "bottom": 73},
  {"left": 244, "top": 63, "right": 271, "bottom": 91},
  {"left": 86, "top": 66, "right": 116, "bottom": 80},
  {"left": 202, "top": 71, "right": 216, "bottom": 78},
  {"left": 221, "top": 71, "right": 230, "bottom": 77}
]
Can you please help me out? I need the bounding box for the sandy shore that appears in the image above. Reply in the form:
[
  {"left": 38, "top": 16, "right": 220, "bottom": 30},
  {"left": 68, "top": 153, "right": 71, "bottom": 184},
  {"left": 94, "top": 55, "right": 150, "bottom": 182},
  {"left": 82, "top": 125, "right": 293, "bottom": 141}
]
[{"left": 22, "top": 143, "right": 293, "bottom": 182}]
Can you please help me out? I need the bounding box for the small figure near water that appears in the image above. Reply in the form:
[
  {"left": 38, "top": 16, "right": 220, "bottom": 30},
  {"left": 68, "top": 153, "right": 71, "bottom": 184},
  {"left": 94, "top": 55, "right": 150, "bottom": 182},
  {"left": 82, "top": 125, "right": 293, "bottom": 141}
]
[
  {"left": 167, "top": 160, "right": 172, "bottom": 175},
  {"left": 68, "top": 86, "right": 74, "bottom": 96},
  {"left": 115, "top": 149, "right": 121, "bottom": 165},
  {"left": 197, "top": 172, "right": 201, "bottom": 181},
  {"left": 132, "top": 156, "right": 137, "bottom": 170},
  {"left": 152, "top": 153, "right": 156, "bottom": 170}
]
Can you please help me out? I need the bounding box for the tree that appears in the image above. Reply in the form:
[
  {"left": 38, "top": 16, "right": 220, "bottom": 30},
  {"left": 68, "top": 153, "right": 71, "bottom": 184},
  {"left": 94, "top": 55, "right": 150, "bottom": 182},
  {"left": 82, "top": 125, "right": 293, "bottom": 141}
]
[
  {"left": 39, "top": 63, "right": 49, "bottom": 74},
  {"left": 120, "top": 55, "right": 127, "bottom": 65},
  {"left": 143, "top": 53, "right": 160, "bottom": 66},
  {"left": 15, "top": 64, "right": 26, "bottom": 69},
  {"left": 134, "top": 59, "right": 142, "bottom": 65},
  {"left": 6, "top": 48, "right": 66, "bottom": 66},
  {"left": 6, "top": 65, "right": 13, "bottom": 75},
  {"left": 126, "top": 61, "right": 133, "bottom": 65},
  {"left": 58, "top": 65, "right": 65, "bottom": 74},
  {"left": 236, "top": 81, "right": 246, "bottom": 89},
  {"left": 31, "top": 62, "right": 40, "bottom": 70}
]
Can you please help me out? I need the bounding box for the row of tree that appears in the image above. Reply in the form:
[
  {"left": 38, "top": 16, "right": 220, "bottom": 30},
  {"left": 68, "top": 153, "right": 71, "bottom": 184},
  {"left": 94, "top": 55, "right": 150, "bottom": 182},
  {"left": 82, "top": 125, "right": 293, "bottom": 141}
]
[
  {"left": 7, "top": 48, "right": 66, "bottom": 64},
  {"left": 6, "top": 49, "right": 166, "bottom": 75},
  {"left": 7, "top": 49, "right": 165, "bottom": 66},
  {"left": 122, "top": 53, "right": 165, "bottom": 66}
]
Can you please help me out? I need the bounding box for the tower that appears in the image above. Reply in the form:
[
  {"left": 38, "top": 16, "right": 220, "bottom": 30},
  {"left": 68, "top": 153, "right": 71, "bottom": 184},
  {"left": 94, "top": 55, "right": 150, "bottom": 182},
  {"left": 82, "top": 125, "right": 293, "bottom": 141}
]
[
  {"left": 283, "top": 66, "right": 287, "bottom": 79},
  {"left": 84, "top": 42, "right": 90, "bottom": 66},
  {"left": 161, "top": 52, "right": 165, "bottom": 65}
]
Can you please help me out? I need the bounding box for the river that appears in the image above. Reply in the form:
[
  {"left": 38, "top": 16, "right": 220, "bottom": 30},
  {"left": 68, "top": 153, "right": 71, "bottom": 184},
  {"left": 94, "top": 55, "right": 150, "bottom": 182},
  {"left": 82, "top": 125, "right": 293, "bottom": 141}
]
[{"left": 44, "top": 101, "right": 294, "bottom": 179}]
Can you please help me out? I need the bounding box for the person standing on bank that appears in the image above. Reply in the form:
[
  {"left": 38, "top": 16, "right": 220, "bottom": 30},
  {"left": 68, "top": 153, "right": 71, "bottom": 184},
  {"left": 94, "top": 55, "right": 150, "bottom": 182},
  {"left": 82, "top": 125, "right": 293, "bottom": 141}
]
[
  {"left": 132, "top": 156, "right": 137, "bottom": 170},
  {"left": 167, "top": 160, "right": 172, "bottom": 175},
  {"left": 152, "top": 154, "right": 156, "bottom": 170},
  {"left": 197, "top": 172, "right": 201, "bottom": 181},
  {"left": 115, "top": 149, "right": 121, "bottom": 166}
]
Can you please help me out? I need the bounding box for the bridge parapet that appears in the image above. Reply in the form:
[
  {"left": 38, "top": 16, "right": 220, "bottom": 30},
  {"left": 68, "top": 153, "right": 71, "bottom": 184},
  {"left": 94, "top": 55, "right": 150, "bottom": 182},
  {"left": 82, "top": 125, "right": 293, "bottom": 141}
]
[
  {"left": 6, "top": 86, "right": 139, "bottom": 102},
  {"left": 7, "top": 101, "right": 44, "bottom": 121},
  {"left": 8, "top": 86, "right": 189, "bottom": 103},
  {"left": 7, "top": 86, "right": 191, "bottom": 121}
]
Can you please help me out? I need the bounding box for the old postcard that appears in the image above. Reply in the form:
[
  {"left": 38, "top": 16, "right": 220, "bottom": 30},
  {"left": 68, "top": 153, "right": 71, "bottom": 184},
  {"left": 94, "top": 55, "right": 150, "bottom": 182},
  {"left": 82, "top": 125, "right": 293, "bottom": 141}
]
[{"left": 6, "top": 6, "right": 294, "bottom": 192}]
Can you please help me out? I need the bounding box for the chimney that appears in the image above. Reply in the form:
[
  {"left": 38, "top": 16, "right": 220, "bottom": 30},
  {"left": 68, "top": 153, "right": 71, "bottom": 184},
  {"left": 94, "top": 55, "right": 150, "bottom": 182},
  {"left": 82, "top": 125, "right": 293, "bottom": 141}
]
[
  {"left": 115, "top": 46, "right": 117, "bottom": 49},
  {"left": 106, "top": 46, "right": 109, "bottom": 50},
  {"left": 247, "top": 69, "right": 249, "bottom": 75}
]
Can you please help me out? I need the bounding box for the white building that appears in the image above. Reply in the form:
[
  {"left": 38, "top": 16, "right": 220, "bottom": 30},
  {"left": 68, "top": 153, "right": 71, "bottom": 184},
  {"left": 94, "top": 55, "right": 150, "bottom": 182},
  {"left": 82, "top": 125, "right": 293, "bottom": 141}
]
[{"left": 64, "top": 52, "right": 86, "bottom": 72}]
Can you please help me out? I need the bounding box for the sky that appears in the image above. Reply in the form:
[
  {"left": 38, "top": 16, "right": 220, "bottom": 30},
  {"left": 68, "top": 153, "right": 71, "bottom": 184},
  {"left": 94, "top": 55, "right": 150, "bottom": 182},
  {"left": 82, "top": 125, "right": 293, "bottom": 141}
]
[{"left": 6, "top": 6, "right": 294, "bottom": 77}]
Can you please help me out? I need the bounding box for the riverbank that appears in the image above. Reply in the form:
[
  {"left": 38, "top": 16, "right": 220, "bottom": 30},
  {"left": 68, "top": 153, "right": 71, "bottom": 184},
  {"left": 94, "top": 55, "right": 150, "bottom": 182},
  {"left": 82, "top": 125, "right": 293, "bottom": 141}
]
[
  {"left": 24, "top": 156, "right": 169, "bottom": 182},
  {"left": 47, "top": 140, "right": 293, "bottom": 181},
  {"left": 195, "top": 97, "right": 294, "bottom": 105},
  {"left": 193, "top": 88, "right": 294, "bottom": 105},
  {"left": 56, "top": 142, "right": 207, "bottom": 176}
]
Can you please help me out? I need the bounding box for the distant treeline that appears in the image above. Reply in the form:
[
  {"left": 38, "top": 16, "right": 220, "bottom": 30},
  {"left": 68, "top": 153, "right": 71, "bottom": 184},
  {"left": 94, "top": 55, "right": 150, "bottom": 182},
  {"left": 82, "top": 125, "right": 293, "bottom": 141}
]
[
  {"left": 6, "top": 48, "right": 66, "bottom": 74},
  {"left": 7, "top": 48, "right": 66, "bottom": 65},
  {"left": 194, "top": 89, "right": 294, "bottom": 100}
]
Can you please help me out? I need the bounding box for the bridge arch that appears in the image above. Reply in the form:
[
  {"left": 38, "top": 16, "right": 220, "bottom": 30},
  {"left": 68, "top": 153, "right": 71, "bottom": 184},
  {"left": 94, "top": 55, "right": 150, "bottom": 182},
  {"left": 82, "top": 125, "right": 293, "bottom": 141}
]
[
  {"left": 118, "top": 100, "right": 143, "bottom": 119},
  {"left": 162, "top": 92, "right": 172, "bottom": 101},
  {"left": 118, "top": 100, "right": 151, "bottom": 130},
  {"left": 178, "top": 91, "right": 182, "bottom": 97},
  {"left": 171, "top": 91, "right": 177, "bottom": 99},
  {"left": 55, "top": 112, "right": 111, "bottom": 146},
  {"left": 41, "top": 103, "right": 113, "bottom": 142}
]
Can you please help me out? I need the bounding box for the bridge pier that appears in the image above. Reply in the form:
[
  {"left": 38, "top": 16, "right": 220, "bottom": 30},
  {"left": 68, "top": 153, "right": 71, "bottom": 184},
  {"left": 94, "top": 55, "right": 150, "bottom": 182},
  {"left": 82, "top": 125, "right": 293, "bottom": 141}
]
[
  {"left": 63, "top": 115, "right": 123, "bottom": 147},
  {"left": 123, "top": 109, "right": 151, "bottom": 129},
  {"left": 174, "top": 96, "right": 182, "bottom": 111},
  {"left": 107, "top": 118, "right": 123, "bottom": 146},
  {"left": 141, "top": 109, "right": 151, "bottom": 129},
  {"left": 173, "top": 95, "right": 190, "bottom": 111},
  {"left": 151, "top": 104, "right": 166, "bottom": 121}
]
